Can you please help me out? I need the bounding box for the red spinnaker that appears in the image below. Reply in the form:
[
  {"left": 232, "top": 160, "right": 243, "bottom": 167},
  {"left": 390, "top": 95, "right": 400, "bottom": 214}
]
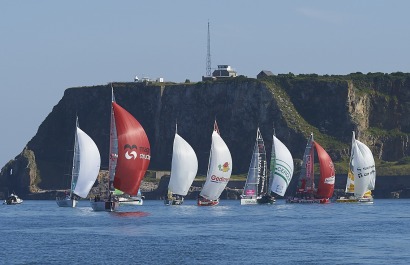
[
  {"left": 112, "top": 102, "right": 150, "bottom": 195},
  {"left": 314, "top": 141, "right": 335, "bottom": 199}
]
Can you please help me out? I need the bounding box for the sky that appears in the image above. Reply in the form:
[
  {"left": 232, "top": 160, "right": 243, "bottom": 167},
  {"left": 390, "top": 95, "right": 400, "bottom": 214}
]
[{"left": 1, "top": 0, "right": 410, "bottom": 167}]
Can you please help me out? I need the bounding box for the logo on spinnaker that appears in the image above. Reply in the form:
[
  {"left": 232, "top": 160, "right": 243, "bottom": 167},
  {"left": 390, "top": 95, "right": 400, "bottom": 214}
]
[
  {"left": 210, "top": 175, "right": 229, "bottom": 183},
  {"left": 218, "top": 162, "right": 230, "bottom": 172},
  {"left": 124, "top": 144, "right": 137, "bottom": 160},
  {"left": 324, "top": 176, "right": 335, "bottom": 185}
]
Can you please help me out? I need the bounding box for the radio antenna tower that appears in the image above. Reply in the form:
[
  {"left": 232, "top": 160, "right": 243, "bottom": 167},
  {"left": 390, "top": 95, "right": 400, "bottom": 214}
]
[{"left": 206, "top": 20, "right": 212, "bottom": 77}]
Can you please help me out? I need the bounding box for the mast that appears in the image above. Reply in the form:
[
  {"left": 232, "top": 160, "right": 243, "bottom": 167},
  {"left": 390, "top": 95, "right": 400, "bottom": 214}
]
[
  {"left": 268, "top": 125, "right": 277, "bottom": 195},
  {"left": 205, "top": 119, "right": 219, "bottom": 190},
  {"left": 201, "top": 120, "right": 218, "bottom": 200},
  {"left": 256, "top": 128, "right": 267, "bottom": 196},
  {"left": 70, "top": 116, "right": 79, "bottom": 198},
  {"left": 205, "top": 120, "right": 219, "bottom": 186},
  {"left": 345, "top": 131, "right": 356, "bottom": 194},
  {"left": 298, "top": 133, "right": 315, "bottom": 194},
  {"left": 108, "top": 84, "right": 118, "bottom": 192},
  {"left": 213, "top": 119, "right": 220, "bottom": 135},
  {"left": 169, "top": 121, "right": 178, "bottom": 196}
]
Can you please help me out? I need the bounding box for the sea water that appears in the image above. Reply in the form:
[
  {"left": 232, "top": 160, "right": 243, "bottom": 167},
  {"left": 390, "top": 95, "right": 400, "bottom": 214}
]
[{"left": 1, "top": 199, "right": 409, "bottom": 265}]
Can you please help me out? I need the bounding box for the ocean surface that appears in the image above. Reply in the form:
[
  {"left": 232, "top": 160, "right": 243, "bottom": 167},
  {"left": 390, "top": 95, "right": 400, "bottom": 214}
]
[{"left": 1, "top": 199, "right": 409, "bottom": 265}]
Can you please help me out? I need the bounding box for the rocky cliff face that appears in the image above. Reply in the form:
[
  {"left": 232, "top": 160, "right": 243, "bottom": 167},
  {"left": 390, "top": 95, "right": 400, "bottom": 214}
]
[{"left": 2, "top": 73, "right": 410, "bottom": 195}]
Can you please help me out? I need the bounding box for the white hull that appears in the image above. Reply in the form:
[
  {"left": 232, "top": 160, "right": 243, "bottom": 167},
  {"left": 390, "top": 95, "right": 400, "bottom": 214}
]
[
  {"left": 3, "top": 194, "right": 23, "bottom": 205},
  {"left": 3, "top": 199, "right": 23, "bottom": 205},
  {"left": 119, "top": 199, "right": 143, "bottom": 206},
  {"left": 56, "top": 198, "right": 77, "bottom": 207},
  {"left": 90, "top": 200, "right": 120, "bottom": 212},
  {"left": 240, "top": 198, "right": 258, "bottom": 205},
  {"left": 358, "top": 197, "right": 374, "bottom": 203},
  {"left": 164, "top": 199, "right": 184, "bottom": 206},
  {"left": 336, "top": 196, "right": 374, "bottom": 204}
]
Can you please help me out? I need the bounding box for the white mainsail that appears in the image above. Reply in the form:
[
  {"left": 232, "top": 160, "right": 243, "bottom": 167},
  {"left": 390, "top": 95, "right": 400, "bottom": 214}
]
[
  {"left": 73, "top": 127, "right": 101, "bottom": 198},
  {"left": 345, "top": 132, "right": 356, "bottom": 193},
  {"left": 168, "top": 133, "right": 198, "bottom": 196},
  {"left": 351, "top": 132, "right": 376, "bottom": 197},
  {"left": 269, "top": 135, "right": 294, "bottom": 197},
  {"left": 200, "top": 131, "right": 233, "bottom": 201}
]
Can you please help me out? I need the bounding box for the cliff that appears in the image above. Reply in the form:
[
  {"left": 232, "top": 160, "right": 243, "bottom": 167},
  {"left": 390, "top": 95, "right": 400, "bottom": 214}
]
[{"left": 2, "top": 73, "right": 410, "bottom": 197}]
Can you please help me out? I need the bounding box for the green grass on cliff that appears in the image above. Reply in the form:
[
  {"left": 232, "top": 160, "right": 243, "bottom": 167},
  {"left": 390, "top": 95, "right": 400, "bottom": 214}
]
[{"left": 261, "top": 80, "right": 348, "bottom": 151}]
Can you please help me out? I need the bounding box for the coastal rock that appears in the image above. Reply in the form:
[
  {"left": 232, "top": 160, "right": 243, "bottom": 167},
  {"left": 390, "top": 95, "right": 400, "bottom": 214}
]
[{"left": 2, "top": 73, "right": 410, "bottom": 196}]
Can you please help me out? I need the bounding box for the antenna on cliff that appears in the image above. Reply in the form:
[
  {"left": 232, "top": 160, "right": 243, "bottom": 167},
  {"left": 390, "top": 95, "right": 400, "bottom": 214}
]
[{"left": 206, "top": 20, "right": 212, "bottom": 77}]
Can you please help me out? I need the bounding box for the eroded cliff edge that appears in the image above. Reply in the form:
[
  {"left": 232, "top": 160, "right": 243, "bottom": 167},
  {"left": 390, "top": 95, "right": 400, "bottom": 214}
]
[{"left": 2, "top": 73, "right": 410, "bottom": 197}]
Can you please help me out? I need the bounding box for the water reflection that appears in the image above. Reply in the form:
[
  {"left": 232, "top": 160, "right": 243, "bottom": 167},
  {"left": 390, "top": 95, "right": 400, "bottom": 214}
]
[{"left": 111, "top": 211, "right": 150, "bottom": 218}]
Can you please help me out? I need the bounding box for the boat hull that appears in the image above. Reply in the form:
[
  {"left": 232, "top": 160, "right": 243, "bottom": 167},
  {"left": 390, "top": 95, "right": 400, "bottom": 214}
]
[
  {"left": 3, "top": 195, "right": 23, "bottom": 205},
  {"left": 336, "top": 196, "right": 374, "bottom": 203},
  {"left": 90, "top": 200, "right": 120, "bottom": 212},
  {"left": 197, "top": 197, "right": 219, "bottom": 206},
  {"left": 286, "top": 197, "right": 330, "bottom": 204},
  {"left": 119, "top": 197, "right": 143, "bottom": 206},
  {"left": 240, "top": 198, "right": 258, "bottom": 205},
  {"left": 3, "top": 199, "right": 23, "bottom": 205},
  {"left": 257, "top": 195, "right": 276, "bottom": 205},
  {"left": 164, "top": 198, "right": 184, "bottom": 206},
  {"left": 56, "top": 197, "right": 77, "bottom": 207}
]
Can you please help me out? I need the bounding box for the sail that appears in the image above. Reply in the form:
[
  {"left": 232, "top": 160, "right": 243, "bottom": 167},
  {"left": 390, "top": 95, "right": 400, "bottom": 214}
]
[
  {"left": 297, "top": 134, "right": 315, "bottom": 193},
  {"left": 108, "top": 90, "right": 118, "bottom": 189},
  {"left": 168, "top": 133, "right": 198, "bottom": 196},
  {"left": 314, "top": 141, "right": 335, "bottom": 199},
  {"left": 243, "top": 128, "right": 266, "bottom": 197},
  {"left": 345, "top": 132, "right": 356, "bottom": 193},
  {"left": 352, "top": 136, "right": 376, "bottom": 197},
  {"left": 73, "top": 127, "right": 101, "bottom": 198},
  {"left": 112, "top": 102, "right": 151, "bottom": 195},
  {"left": 70, "top": 122, "right": 80, "bottom": 197},
  {"left": 200, "top": 130, "right": 233, "bottom": 200},
  {"left": 270, "top": 135, "right": 294, "bottom": 197}
]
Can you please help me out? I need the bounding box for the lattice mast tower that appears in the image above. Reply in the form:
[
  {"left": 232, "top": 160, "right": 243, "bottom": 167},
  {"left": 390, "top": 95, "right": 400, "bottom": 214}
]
[{"left": 206, "top": 21, "right": 212, "bottom": 77}]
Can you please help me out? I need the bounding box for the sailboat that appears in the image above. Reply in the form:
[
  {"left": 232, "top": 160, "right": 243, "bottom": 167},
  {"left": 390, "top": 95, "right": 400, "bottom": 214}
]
[
  {"left": 336, "top": 131, "right": 376, "bottom": 203},
  {"left": 241, "top": 127, "right": 295, "bottom": 205},
  {"left": 56, "top": 117, "right": 101, "bottom": 207},
  {"left": 240, "top": 128, "right": 268, "bottom": 205},
  {"left": 266, "top": 128, "right": 294, "bottom": 202},
  {"left": 90, "top": 88, "right": 151, "bottom": 211},
  {"left": 286, "top": 133, "right": 335, "bottom": 204},
  {"left": 165, "top": 124, "right": 198, "bottom": 205},
  {"left": 197, "top": 121, "right": 232, "bottom": 206}
]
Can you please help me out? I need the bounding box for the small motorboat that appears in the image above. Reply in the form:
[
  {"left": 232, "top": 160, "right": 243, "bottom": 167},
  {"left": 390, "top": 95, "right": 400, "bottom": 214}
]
[{"left": 4, "top": 193, "right": 23, "bottom": 205}]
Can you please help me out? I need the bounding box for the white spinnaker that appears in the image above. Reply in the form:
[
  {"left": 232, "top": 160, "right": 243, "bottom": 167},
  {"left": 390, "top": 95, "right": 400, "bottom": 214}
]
[
  {"left": 168, "top": 133, "right": 198, "bottom": 196},
  {"left": 353, "top": 138, "right": 376, "bottom": 197},
  {"left": 73, "top": 127, "right": 101, "bottom": 198},
  {"left": 270, "top": 136, "right": 294, "bottom": 196},
  {"left": 200, "top": 131, "right": 232, "bottom": 200}
]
